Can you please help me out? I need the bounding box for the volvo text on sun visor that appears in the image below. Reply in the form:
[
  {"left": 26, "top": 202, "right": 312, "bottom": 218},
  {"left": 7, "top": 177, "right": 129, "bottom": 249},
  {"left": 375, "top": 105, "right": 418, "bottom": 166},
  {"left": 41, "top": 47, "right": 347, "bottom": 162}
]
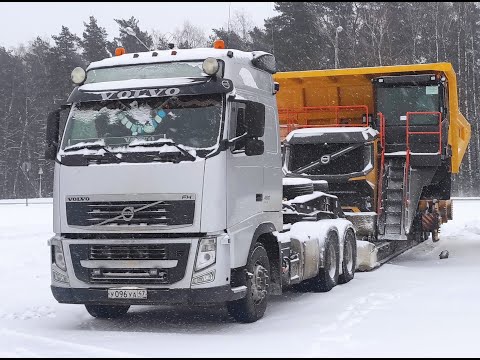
[{"left": 67, "top": 78, "right": 233, "bottom": 104}]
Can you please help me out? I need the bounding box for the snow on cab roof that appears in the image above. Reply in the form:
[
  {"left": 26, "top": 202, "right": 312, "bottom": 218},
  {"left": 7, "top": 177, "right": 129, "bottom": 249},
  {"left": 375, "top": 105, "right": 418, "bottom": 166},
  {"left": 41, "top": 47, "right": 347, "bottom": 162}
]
[{"left": 87, "top": 48, "right": 261, "bottom": 71}]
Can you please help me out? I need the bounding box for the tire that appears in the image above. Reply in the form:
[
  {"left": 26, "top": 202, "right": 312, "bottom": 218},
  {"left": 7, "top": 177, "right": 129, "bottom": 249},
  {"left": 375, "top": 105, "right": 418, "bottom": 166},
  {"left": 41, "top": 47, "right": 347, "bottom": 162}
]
[
  {"left": 338, "top": 228, "right": 356, "bottom": 284},
  {"left": 310, "top": 231, "right": 339, "bottom": 292},
  {"left": 85, "top": 304, "right": 130, "bottom": 319},
  {"left": 227, "top": 244, "right": 270, "bottom": 323}
]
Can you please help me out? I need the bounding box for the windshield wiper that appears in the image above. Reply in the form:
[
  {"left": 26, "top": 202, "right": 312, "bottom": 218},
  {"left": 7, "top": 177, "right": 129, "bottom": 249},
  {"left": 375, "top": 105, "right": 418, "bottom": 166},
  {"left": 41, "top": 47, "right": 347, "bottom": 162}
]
[
  {"left": 128, "top": 140, "right": 196, "bottom": 162},
  {"left": 63, "top": 143, "right": 122, "bottom": 163}
]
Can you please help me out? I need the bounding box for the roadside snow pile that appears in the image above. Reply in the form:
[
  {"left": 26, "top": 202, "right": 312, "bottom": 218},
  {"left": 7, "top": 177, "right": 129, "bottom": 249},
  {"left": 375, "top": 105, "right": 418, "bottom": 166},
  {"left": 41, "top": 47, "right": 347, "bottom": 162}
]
[
  {"left": 440, "top": 199, "right": 480, "bottom": 238},
  {"left": 441, "top": 217, "right": 480, "bottom": 237}
]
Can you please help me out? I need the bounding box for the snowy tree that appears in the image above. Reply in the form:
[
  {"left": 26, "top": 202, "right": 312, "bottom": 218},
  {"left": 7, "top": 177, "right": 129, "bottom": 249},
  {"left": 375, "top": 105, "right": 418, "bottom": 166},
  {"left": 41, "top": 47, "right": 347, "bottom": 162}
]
[
  {"left": 114, "top": 17, "right": 153, "bottom": 52},
  {"left": 80, "top": 16, "right": 110, "bottom": 62},
  {"left": 173, "top": 21, "right": 207, "bottom": 49}
]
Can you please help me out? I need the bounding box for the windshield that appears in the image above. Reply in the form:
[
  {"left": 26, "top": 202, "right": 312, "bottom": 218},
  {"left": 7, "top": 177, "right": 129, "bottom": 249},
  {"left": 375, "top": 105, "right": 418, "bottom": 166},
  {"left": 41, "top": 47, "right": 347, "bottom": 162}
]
[
  {"left": 376, "top": 85, "right": 441, "bottom": 126},
  {"left": 61, "top": 94, "right": 224, "bottom": 155},
  {"left": 85, "top": 62, "right": 207, "bottom": 84}
]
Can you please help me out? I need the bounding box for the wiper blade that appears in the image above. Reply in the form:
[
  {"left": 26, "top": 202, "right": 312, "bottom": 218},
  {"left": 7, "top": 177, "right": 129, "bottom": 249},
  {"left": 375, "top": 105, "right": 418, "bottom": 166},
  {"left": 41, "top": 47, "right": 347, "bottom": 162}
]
[
  {"left": 128, "top": 140, "right": 196, "bottom": 161},
  {"left": 63, "top": 143, "right": 122, "bottom": 162}
]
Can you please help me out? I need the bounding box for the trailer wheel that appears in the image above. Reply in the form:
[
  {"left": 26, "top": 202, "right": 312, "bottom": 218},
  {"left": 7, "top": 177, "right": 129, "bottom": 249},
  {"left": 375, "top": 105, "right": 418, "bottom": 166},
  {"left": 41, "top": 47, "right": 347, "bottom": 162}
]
[
  {"left": 85, "top": 304, "right": 130, "bottom": 319},
  {"left": 311, "top": 231, "right": 339, "bottom": 292},
  {"left": 339, "top": 228, "right": 356, "bottom": 284},
  {"left": 227, "top": 244, "right": 270, "bottom": 323}
]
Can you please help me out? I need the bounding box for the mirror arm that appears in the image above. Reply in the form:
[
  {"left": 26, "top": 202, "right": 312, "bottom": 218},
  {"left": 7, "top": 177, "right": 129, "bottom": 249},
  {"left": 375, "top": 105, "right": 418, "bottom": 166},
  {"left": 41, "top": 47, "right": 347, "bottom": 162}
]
[{"left": 228, "top": 132, "right": 248, "bottom": 145}]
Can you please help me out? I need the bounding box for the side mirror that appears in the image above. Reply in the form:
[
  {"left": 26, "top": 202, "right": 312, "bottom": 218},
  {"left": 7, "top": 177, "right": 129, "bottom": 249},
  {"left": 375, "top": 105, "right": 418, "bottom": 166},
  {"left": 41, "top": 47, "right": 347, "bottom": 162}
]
[
  {"left": 245, "top": 138, "right": 264, "bottom": 156},
  {"left": 245, "top": 102, "right": 265, "bottom": 138},
  {"left": 273, "top": 82, "right": 280, "bottom": 95},
  {"left": 45, "top": 109, "right": 61, "bottom": 160}
]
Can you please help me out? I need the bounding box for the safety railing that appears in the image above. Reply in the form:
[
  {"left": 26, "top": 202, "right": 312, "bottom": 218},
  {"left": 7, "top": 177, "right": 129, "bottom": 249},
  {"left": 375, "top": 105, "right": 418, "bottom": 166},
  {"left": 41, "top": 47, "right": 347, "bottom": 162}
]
[
  {"left": 403, "top": 111, "right": 443, "bottom": 227},
  {"left": 279, "top": 105, "right": 370, "bottom": 139},
  {"left": 376, "top": 112, "right": 386, "bottom": 223}
]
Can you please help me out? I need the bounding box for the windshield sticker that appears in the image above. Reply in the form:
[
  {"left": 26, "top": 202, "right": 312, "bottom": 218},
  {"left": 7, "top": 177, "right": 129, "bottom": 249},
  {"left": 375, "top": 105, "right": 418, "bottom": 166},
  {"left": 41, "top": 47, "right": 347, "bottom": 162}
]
[{"left": 426, "top": 86, "right": 439, "bottom": 95}]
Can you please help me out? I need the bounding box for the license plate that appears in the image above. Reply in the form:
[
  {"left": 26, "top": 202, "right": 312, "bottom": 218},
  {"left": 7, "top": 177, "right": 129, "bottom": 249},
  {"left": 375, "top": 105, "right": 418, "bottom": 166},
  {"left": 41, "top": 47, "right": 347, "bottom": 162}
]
[{"left": 108, "top": 289, "right": 147, "bottom": 299}]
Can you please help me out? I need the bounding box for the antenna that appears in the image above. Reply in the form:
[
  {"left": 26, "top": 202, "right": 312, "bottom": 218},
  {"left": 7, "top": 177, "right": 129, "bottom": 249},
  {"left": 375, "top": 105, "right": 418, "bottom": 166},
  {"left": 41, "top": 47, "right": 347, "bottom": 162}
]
[
  {"left": 123, "top": 26, "right": 151, "bottom": 51},
  {"left": 227, "top": 2, "right": 231, "bottom": 47},
  {"left": 271, "top": 26, "right": 275, "bottom": 56}
]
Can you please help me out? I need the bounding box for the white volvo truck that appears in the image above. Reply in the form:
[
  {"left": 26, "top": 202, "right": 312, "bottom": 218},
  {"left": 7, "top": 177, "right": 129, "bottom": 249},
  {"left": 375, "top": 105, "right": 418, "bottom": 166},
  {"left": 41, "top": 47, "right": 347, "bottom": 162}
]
[{"left": 45, "top": 42, "right": 357, "bottom": 323}]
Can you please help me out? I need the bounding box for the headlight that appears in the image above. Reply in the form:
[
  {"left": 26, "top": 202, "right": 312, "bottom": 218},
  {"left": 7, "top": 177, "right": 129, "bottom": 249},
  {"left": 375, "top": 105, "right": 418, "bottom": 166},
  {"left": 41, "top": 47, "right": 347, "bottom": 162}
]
[
  {"left": 195, "top": 237, "right": 216, "bottom": 271},
  {"left": 71, "top": 67, "right": 86, "bottom": 84},
  {"left": 52, "top": 244, "right": 67, "bottom": 271},
  {"left": 202, "top": 57, "right": 219, "bottom": 75}
]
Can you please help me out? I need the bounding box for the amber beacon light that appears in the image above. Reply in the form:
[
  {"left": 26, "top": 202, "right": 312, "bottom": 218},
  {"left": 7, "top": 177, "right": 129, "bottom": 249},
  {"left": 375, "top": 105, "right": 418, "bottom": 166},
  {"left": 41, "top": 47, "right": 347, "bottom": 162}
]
[
  {"left": 115, "top": 47, "right": 126, "bottom": 56},
  {"left": 213, "top": 39, "right": 225, "bottom": 49}
]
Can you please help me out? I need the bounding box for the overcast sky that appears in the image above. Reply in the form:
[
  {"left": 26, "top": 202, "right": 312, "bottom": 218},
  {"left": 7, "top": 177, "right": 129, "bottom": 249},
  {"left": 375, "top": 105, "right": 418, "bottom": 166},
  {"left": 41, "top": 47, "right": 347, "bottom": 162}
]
[{"left": 0, "top": 2, "right": 277, "bottom": 49}]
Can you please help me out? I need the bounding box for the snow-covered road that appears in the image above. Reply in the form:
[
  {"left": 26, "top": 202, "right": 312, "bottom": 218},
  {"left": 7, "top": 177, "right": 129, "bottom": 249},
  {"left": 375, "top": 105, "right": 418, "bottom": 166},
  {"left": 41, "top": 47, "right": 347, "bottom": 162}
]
[{"left": 1, "top": 199, "right": 479, "bottom": 357}]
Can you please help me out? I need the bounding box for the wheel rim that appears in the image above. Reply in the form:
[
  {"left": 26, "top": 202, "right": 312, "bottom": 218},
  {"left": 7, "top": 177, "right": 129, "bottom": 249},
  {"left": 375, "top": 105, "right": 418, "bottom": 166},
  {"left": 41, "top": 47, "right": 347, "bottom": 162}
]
[
  {"left": 345, "top": 239, "right": 353, "bottom": 273},
  {"left": 328, "top": 243, "right": 337, "bottom": 279},
  {"left": 251, "top": 261, "right": 269, "bottom": 305}
]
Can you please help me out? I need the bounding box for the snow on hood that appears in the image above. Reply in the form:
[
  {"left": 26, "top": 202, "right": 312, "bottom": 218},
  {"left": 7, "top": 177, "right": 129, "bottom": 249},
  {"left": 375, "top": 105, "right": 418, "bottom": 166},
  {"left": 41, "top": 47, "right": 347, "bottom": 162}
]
[
  {"left": 286, "top": 126, "right": 379, "bottom": 142},
  {"left": 282, "top": 177, "right": 313, "bottom": 186},
  {"left": 283, "top": 191, "right": 337, "bottom": 206},
  {"left": 59, "top": 138, "right": 200, "bottom": 161}
]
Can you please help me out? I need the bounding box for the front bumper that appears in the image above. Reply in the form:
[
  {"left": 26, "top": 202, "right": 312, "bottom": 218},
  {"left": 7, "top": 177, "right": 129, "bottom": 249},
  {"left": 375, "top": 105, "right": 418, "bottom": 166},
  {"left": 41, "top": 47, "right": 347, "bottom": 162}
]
[{"left": 51, "top": 285, "right": 246, "bottom": 305}]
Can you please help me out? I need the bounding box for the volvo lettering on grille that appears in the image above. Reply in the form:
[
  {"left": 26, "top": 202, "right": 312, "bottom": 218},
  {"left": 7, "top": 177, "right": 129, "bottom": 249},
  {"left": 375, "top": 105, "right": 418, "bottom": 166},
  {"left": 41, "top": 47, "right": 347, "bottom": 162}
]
[{"left": 65, "top": 194, "right": 196, "bottom": 227}]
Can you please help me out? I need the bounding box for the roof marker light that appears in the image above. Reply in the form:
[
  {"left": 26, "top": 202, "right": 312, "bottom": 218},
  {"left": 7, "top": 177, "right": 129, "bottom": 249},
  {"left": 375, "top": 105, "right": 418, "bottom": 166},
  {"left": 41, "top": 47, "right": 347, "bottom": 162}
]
[
  {"left": 213, "top": 39, "right": 225, "bottom": 49},
  {"left": 115, "top": 47, "right": 126, "bottom": 56}
]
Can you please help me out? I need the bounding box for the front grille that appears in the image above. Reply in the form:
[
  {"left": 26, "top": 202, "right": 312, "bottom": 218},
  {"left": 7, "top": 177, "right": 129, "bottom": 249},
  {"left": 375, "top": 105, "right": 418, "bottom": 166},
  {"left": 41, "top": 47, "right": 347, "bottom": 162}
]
[
  {"left": 289, "top": 143, "right": 368, "bottom": 176},
  {"left": 70, "top": 243, "right": 190, "bottom": 285},
  {"left": 66, "top": 200, "right": 195, "bottom": 227},
  {"left": 89, "top": 244, "right": 167, "bottom": 260},
  {"left": 90, "top": 269, "right": 169, "bottom": 285}
]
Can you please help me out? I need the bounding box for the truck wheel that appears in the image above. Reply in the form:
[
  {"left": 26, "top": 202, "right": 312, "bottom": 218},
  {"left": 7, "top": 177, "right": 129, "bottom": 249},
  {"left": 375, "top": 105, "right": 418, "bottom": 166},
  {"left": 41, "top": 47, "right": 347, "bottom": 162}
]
[
  {"left": 85, "top": 304, "right": 130, "bottom": 319},
  {"left": 311, "top": 231, "right": 339, "bottom": 292},
  {"left": 227, "top": 244, "right": 270, "bottom": 323},
  {"left": 339, "top": 228, "right": 356, "bottom": 284}
]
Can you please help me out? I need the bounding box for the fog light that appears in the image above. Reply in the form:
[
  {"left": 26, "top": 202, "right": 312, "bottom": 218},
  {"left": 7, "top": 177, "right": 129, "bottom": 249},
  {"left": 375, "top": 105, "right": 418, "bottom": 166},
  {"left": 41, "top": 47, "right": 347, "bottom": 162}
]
[
  {"left": 191, "top": 270, "right": 215, "bottom": 285},
  {"left": 92, "top": 269, "right": 102, "bottom": 276},
  {"left": 52, "top": 270, "right": 69, "bottom": 283},
  {"left": 149, "top": 269, "right": 158, "bottom": 276}
]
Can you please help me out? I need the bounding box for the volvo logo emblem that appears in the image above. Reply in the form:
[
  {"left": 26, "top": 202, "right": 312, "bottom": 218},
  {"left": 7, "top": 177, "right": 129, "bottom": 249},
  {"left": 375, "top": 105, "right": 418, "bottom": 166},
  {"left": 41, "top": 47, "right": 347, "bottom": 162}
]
[
  {"left": 121, "top": 206, "right": 135, "bottom": 222},
  {"left": 321, "top": 155, "right": 331, "bottom": 165},
  {"left": 221, "top": 80, "right": 230, "bottom": 89}
]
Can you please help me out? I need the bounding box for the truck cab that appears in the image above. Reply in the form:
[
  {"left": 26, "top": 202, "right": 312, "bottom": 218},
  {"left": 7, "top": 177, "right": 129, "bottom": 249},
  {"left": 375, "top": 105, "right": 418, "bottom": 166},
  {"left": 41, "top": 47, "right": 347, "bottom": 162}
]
[
  {"left": 46, "top": 43, "right": 286, "bottom": 319},
  {"left": 46, "top": 42, "right": 357, "bottom": 323}
]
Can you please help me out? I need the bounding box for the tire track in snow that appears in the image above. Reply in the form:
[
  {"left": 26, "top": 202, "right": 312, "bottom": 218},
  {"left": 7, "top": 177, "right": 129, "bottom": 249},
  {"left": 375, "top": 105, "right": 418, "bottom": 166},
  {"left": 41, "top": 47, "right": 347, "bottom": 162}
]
[
  {"left": 307, "top": 292, "right": 404, "bottom": 356},
  {"left": 0, "top": 328, "right": 138, "bottom": 357}
]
